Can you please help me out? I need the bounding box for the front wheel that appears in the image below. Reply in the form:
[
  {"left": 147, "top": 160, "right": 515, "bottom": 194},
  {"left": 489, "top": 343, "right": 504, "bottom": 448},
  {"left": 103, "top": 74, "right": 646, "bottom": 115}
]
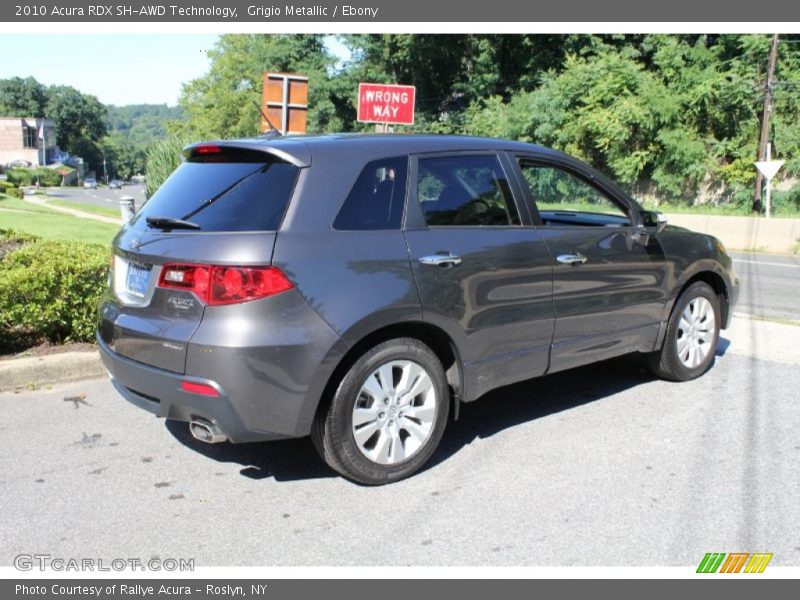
[
  {"left": 312, "top": 338, "right": 449, "bottom": 485},
  {"left": 647, "top": 281, "right": 721, "bottom": 381}
]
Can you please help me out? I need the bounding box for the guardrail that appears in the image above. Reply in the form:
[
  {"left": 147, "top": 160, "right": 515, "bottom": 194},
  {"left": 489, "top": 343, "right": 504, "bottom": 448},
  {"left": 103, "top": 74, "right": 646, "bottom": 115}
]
[{"left": 664, "top": 213, "right": 800, "bottom": 253}]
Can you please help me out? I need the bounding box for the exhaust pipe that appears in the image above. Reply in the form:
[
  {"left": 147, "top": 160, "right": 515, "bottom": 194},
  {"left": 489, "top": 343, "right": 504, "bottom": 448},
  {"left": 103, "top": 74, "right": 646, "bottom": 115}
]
[{"left": 189, "top": 418, "right": 227, "bottom": 444}]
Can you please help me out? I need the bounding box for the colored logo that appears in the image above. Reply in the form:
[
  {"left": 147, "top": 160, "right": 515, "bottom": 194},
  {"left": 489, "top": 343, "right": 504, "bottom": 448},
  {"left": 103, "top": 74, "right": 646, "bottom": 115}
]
[{"left": 697, "top": 552, "right": 773, "bottom": 573}]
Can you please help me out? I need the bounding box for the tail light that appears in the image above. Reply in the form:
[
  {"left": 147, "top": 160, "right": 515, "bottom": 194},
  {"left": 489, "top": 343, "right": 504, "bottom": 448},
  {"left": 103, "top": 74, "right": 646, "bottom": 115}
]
[
  {"left": 158, "top": 263, "right": 293, "bottom": 305},
  {"left": 193, "top": 144, "right": 222, "bottom": 155}
]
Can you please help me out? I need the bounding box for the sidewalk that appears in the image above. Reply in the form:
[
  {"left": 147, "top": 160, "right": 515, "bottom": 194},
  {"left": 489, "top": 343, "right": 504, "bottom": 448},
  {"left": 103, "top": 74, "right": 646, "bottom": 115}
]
[
  {"left": 0, "top": 350, "right": 104, "bottom": 392},
  {"left": 22, "top": 194, "right": 121, "bottom": 225}
]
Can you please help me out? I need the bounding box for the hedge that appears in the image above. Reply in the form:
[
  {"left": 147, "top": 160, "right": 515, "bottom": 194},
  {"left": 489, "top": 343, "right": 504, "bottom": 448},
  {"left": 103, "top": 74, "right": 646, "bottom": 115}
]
[
  {"left": 0, "top": 181, "right": 24, "bottom": 199},
  {"left": 6, "top": 167, "right": 62, "bottom": 187},
  {"left": 0, "top": 229, "right": 109, "bottom": 352}
]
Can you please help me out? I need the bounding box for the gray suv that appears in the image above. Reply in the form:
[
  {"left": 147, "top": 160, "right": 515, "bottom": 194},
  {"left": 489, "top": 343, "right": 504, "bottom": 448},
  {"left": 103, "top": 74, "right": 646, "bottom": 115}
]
[{"left": 98, "top": 135, "right": 739, "bottom": 484}]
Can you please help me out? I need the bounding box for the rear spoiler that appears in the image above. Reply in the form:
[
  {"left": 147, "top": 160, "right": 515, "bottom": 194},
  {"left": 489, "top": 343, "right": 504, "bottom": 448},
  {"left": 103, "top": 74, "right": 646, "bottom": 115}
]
[{"left": 183, "top": 139, "right": 311, "bottom": 168}]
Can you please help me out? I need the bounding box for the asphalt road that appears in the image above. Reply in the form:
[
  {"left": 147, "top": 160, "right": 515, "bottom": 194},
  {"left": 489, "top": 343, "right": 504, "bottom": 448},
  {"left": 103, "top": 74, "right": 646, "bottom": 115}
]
[
  {"left": 45, "top": 183, "right": 147, "bottom": 212},
  {"left": 730, "top": 251, "right": 800, "bottom": 324},
  {"left": 1, "top": 316, "right": 798, "bottom": 567}
]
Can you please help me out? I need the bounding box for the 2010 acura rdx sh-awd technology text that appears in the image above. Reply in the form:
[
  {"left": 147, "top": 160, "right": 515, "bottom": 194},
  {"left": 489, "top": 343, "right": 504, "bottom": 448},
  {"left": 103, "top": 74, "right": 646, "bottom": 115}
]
[{"left": 97, "top": 134, "right": 739, "bottom": 484}]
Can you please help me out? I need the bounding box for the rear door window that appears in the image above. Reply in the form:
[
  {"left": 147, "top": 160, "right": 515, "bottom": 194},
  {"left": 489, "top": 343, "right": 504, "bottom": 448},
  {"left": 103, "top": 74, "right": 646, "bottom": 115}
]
[
  {"left": 417, "top": 155, "right": 521, "bottom": 226},
  {"left": 132, "top": 157, "right": 299, "bottom": 232}
]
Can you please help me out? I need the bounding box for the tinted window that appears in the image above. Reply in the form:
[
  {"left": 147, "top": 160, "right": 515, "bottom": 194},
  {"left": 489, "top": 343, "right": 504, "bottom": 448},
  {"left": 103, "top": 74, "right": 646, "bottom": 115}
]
[
  {"left": 519, "top": 163, "right": 629, "bottom": 226},
  {"left": 132, "top": 160, "right": 299, "bottom": 232},
  {"left": 417, "top": 155, "right": 520, "bottom": 226},
  {"left": 333, "top": 156, "right": 408, "bottom": 230}
]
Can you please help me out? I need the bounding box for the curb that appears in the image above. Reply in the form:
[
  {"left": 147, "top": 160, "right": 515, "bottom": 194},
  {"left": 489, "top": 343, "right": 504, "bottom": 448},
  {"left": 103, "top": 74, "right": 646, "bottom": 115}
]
[{"left": 0, "top": 351, "right": 106, "bottom": 392}]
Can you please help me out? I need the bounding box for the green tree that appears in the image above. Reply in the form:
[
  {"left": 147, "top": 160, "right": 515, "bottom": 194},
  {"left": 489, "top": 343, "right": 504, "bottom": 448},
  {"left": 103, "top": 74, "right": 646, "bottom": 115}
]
[
  {"left": 45, "top": 85, "right": 107, "bottom": 154},
  {"left": 0, "top": 77, "right": 47, "bottom": 116},
  {"left": 174, "top": 34, "right": 342, "bottom": 139}
]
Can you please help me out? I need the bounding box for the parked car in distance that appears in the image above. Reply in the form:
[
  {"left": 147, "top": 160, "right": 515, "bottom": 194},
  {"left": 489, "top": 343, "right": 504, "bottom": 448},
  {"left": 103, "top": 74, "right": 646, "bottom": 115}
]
[
  {"left": 49, "top": 150, "right": 70, "bottom": 164},
  {"left": 6, "top": 159, "right": 32, "bottom": 168},
  {"left": 98, "top": 134, "right": 739, "bottom": 485},
  {"left": 83, "top": 177, "right": 97, "bottom": 189},
  {"left": 109, "top": 179, "right": 122, "bottom": 189}
]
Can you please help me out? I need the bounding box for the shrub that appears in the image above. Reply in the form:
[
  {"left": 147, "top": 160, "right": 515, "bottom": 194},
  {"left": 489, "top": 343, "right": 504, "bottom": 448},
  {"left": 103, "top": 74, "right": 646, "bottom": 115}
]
[
  {"left": 145, "top": 134, "right": 192, "bottom": 197},
  {"left": 6, "top": 167, "right": 62, "bottom": 187},
  {"left": 0, "top": 186, "right": 24, "bottom": 199},
  {"left": 0, "top": 229, "right": 108, "bottom": 351},
  {"left": 771, "top": 185, "right": 800, "bottom": 216}
]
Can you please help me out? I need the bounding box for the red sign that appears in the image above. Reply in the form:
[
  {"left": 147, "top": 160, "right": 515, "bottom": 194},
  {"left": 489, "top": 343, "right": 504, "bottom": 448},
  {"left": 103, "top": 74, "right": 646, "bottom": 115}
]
[{"left": 357, "top": 83, "right": 416, "bottom": 125}]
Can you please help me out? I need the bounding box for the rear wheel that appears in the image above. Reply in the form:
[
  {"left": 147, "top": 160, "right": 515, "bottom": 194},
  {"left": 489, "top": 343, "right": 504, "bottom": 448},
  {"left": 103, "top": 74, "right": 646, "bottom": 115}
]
[
  {"left": 647, "top": 281, "right": 720, "bottom": 381},
  {"left": 312, "top": 338, "right": 449, "bottom": 485}
]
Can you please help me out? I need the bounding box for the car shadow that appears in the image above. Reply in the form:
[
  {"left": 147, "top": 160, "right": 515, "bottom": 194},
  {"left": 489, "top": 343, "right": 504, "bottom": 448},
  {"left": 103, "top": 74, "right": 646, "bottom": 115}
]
[
  {"left": 425, "top": 353, "right": 655, "bottom": 472},
  {"left": 166, "top": 340, "right": 730, "bottom": 484},
  {"left": 165, "top": 420, "right": 336, "bottom": 482}
]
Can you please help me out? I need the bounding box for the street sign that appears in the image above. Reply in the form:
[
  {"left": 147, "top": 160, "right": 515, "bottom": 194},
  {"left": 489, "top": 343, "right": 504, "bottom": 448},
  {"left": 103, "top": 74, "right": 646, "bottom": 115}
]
[
  {"left": 755, "top": 145, "right": 784, "bottom": 218},
  {"left": 260, "top": 73, "right": 308, "bottom": 135},
  {"left": 754, "top": 160, "right": 784, "bottom": 181},
  {"left": 357, "top": 83, "right": 416, "bottom": 125}
]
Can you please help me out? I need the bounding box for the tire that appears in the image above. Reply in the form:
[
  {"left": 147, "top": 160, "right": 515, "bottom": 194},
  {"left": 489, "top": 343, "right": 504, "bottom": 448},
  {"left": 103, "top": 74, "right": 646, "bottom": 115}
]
[
  {"left": 312, "top": 338, "right": 450, "bottom": 485},
  {"left": 647, "top": 281, "right": 721, "bottom": 381}
]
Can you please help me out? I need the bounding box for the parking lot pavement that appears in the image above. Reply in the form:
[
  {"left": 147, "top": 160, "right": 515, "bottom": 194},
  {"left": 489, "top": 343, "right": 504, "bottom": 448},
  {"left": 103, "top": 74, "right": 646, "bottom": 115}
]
[{"left": 1, "top": 316, "right": 798, "bottom": 567}]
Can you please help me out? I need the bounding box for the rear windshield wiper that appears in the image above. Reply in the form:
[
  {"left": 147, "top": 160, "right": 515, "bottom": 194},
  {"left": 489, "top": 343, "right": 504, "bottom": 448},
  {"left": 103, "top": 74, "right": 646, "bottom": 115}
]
[{"left": 145, "top": 216, "right": 201, "bottom": 230}]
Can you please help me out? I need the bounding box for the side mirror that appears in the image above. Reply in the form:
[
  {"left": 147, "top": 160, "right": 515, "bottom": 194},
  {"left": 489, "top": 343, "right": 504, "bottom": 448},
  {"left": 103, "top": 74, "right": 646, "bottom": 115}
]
[
  {"left": 631, "top": 211, "right": 667, "bottom": 246},
  {"left": 642, "top": 210, "right": 667, "bottom": 234}
]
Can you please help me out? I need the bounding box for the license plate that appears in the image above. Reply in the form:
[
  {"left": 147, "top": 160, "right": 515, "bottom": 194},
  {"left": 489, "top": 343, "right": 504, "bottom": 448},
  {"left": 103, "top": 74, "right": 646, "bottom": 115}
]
[{"left": 125, "top": 262, "right": 151, "bottom": 298}]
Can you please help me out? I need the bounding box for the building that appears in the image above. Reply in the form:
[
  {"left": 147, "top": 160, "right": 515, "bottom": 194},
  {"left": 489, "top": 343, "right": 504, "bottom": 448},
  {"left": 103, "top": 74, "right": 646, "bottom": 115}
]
[{"left": 0, "top": 117, "right": 56, "bottom": 167}]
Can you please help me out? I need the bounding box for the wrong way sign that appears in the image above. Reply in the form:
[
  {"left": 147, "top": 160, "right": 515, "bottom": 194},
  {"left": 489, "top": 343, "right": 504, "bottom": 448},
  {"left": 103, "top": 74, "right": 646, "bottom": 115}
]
[{"left": 357, "top": 83, "right": 416, "bottom": 125}]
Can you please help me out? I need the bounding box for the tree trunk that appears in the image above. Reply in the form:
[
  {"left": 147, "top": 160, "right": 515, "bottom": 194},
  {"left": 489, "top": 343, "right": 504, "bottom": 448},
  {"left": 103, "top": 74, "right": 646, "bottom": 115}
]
[{"left": 753, "top": 34, "right": 779, "bottom": 214}]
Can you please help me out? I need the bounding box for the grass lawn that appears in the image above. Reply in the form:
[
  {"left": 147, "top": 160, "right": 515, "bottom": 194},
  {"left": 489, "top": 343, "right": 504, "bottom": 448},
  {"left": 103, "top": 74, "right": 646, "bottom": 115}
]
[
  {"left": 0, "top": 195, "right": 56, "bottom": 213},
  {"left": 0, "top": 193, "right": 119, "bottom": 246},
  {"left": 46, "top": 199, "right": 121, "bottom": 218}
]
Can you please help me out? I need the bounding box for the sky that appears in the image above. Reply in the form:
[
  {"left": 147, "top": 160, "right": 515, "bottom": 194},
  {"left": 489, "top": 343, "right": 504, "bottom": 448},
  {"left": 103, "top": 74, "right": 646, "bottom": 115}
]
[
  {"left": 0, "top": 34, "right": 351, "bottom": 107},
  {"left": 0, "top": 34, "right": 218, "bottom": 106}
]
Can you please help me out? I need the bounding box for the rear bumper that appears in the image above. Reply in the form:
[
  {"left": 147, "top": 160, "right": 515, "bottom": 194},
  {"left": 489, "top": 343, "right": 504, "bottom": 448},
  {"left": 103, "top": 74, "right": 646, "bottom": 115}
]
[
  {"left": 98, "top": 334, "right": 285, "bottom": 443},
  {"left": 98, "top": 285, "right": 344, "bottom": 442}
]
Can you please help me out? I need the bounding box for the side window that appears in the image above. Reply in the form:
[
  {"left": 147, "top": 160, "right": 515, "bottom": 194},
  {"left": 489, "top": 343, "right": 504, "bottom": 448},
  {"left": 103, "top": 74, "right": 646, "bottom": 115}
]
[
  {"left": 333, "top": 156, "right": 407, "bottom": 230},
  {"left": 519, "top": 163, "right": 630, "bottom": 227},
  {"left": 417, "top": 155, "right": 520, "bottom": 227}
]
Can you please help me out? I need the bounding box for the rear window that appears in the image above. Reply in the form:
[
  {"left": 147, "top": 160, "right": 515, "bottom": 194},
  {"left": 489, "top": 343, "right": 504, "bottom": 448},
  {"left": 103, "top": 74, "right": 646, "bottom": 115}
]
[{"left": 132, "top": 158, "right": 299, "bottom": 232}]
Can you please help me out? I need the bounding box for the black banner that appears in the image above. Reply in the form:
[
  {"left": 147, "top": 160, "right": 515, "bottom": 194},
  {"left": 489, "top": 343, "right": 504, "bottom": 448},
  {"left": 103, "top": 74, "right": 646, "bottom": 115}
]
[
  {"left": 2, "top": 0, "right": 799, "bottom": 22},
  {"left": 4, "top": 579, "right": 799, "bottom": 599}
]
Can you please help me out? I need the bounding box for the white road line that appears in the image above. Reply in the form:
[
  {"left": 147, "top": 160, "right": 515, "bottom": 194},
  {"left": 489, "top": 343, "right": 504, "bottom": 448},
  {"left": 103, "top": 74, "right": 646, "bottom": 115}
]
[{"left": 732, "top": 259, "right": 799, "bottom": 269}]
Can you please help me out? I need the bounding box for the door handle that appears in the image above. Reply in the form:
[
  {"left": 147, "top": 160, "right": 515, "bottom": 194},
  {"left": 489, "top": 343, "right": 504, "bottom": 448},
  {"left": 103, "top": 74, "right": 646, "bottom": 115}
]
[
  {"left": 556, "top": 253, "right": 588, "bottom": 266},
  {"left": 419, "top": 253, "right": 463, "bottom": 267}
]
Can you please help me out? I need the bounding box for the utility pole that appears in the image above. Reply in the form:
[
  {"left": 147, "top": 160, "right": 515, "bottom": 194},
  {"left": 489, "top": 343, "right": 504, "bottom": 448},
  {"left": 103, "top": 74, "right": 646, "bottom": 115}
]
[{"left": 753, "top": 33, "right": 779, "bottom": 214}]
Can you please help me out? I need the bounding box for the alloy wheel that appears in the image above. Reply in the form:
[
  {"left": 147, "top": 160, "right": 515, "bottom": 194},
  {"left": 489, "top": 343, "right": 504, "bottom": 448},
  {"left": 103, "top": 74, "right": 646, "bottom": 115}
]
[{"left": 351, "top": 360, "right": 437, "bottom": 465}]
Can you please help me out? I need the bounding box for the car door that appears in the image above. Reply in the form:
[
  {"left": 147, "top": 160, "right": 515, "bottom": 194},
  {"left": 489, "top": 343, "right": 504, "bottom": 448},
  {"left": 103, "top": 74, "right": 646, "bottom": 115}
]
[
  {"left": 512, "top": 154, "right": 668, "bottom": 373},
  {"left": 403, "top": 151, "right": 555, "bottom": 401}
]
